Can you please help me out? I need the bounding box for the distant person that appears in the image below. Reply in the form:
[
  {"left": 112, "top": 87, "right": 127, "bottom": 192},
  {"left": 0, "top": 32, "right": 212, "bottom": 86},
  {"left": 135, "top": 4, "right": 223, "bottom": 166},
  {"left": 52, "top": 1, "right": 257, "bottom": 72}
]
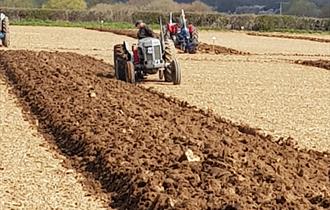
[
  {"left": 135, "top": 20, "right": 155, "bottom": 39},
  {"left": 188, "top": 22, "right": 197, "bottom": 37}
]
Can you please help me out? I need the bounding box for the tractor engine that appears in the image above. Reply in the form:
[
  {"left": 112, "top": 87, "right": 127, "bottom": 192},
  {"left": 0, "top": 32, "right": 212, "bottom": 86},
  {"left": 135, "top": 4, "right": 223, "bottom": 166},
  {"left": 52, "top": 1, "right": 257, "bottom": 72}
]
[
  {"left": 137, "top": 37, "right": 164, "bottom": 71},
  {"left": 167, "top": 23, "right": 178, "bottom": 36}
]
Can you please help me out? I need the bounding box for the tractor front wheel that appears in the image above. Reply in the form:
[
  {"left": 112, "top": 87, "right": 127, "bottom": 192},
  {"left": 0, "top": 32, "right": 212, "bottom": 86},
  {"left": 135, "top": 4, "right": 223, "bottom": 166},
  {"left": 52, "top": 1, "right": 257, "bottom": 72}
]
[
  {"left": 164, "top": 39, "right": 176, "bottom": 82},
  {"left": 159, "top": 69, "right": 164, "bottom": 80},
  {"left": 125, "top": 61, "right": 135, "bottom": 84},
  {"left": 171, "top": 59, "right": 181, "bottom": 85},
  {"left": 2, "top": 17, "right": 10, "bottom": 47}
]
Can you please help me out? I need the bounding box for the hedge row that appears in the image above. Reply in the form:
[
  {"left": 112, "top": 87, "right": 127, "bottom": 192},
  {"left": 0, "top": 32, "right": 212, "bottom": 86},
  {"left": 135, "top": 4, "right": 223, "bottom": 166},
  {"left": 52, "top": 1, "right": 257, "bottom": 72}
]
[
  {"left": 0, "top": 7, "right": 111, "bottom": 22},
  {"left": 133, "top": 12, "right": 330, "bottom": 31},
  {"left": 1, "top": 7, "right": 329, "bottom": 31}
]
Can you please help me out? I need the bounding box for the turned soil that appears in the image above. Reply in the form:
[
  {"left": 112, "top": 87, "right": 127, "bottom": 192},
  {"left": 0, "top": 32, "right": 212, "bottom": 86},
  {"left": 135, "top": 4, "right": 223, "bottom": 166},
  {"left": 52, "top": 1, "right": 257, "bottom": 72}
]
[
  {"left": 87, "top": 28, "right": 250, "bottom": 55},
  {"left": 1, "top": 50, "right": 329, "bottom": 210},
  {"left": 247, "top": 32, "right": 330, "bottom": 43},
  {"left": 295, "top": 59, "right": 330, "bottom": 70}
]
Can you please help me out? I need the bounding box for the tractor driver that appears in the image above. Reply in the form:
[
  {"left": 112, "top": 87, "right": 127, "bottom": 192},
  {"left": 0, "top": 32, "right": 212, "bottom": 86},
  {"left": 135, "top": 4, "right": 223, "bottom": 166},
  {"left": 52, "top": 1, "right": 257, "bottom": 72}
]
[
  {"left": 188, "top": 22, "right": 196, "bottom": 38},
  {"left": 135, "top": 20, "right": 155, "bottom": 39}
]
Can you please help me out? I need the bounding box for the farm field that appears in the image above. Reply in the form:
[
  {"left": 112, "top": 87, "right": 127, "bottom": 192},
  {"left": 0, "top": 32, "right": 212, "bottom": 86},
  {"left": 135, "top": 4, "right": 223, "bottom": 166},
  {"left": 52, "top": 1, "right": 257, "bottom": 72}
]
[
  {"left": 80, "top": 26, "right": 330, "bottom": 150},
  {"left": 0, "top": 26, "right": 330, "bottom": 209},
  {"left": 0, "top": 77, "right": 108, "bottom": 209},
  {"left": 198, "top": 30, "right": 330, "bottom": 56}
]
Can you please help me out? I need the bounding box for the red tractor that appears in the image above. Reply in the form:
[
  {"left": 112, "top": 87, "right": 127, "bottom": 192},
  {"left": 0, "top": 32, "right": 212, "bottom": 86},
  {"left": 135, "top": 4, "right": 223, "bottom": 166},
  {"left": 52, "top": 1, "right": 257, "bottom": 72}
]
[
  {"left": 164, "top": 10, "right": 199, "bottom": 54},
  {"left": 165, "top": 12, "right": 179, "bottom": 43}
]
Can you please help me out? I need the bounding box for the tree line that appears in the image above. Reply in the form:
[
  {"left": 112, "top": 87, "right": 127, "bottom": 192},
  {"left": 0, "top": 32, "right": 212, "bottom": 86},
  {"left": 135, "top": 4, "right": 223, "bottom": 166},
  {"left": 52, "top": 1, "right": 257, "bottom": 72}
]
[{"left": 0, "top": 0, "right": 329, "bottom": 18}]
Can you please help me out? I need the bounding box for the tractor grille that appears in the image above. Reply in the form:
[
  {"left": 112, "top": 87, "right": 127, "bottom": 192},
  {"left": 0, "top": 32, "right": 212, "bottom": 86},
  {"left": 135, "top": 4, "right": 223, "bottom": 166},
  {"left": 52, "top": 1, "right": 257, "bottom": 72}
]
[
  {"left": 146, "top": 53, "right": 153, "bottom": 61},
  {"left": 154, "top": 45, "right": 161, "bottom": 60}
]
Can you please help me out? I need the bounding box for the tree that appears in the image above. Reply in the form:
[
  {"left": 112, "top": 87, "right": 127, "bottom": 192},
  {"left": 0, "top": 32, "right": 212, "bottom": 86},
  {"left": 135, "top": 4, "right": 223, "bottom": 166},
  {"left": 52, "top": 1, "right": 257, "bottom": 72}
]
[
  {"left": 43, "top": 0, "right": 87, "bottom": 10},
  {"left": 285, "top": 0, "right": 320, "bottom": 17},
  {"left": 85, "top": 0, "right": 117, "bottom": 7},
  {"left": 34, "top": 0, "right": 47, "bottom": 7},
  {"left": 319, "top": 3, "right": 330, "bottom": 18},
  {"left": 2, "top": 0, "right": 35, "bottom": 8}
]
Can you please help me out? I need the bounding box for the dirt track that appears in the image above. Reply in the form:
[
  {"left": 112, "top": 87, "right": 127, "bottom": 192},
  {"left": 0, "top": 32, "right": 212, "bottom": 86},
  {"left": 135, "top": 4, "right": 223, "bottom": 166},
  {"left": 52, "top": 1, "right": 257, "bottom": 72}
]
[{"left": 1, "top": 50, "right": 330, "bottom": 209}]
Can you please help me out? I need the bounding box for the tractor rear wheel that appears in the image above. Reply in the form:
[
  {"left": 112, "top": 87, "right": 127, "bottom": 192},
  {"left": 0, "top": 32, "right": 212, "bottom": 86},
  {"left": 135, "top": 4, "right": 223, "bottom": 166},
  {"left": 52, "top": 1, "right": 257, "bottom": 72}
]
[
  {"left": 2, "top": 17, "right": 10, "bottom": 47},
  {"left": 164, "top": 39, "right": 176, "bottom": 82},
  {"left": 171, "top": 59, "right": 181, "bottom": 85},
  {"left": 114, "top": 44, "right": 127, "bottom": 81},
  {"left": 125, "top": 61, "right": 135, "bottom": 84}
]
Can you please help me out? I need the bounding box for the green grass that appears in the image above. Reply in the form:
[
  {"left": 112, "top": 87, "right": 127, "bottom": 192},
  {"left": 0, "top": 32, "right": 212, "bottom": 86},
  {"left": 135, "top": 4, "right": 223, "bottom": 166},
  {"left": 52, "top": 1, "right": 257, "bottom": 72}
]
[
  {"left": 11, "top": 19, "right": 134, "bottom": 29},
  {"left": 11, "top": 19, "right": 330, "bottom": 35}
]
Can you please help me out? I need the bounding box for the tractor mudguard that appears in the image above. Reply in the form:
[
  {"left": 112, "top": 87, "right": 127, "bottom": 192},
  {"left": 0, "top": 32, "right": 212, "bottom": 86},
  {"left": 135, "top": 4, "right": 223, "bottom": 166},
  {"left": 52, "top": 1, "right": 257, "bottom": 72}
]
[{"left": 123, "top": 41, "right": 133, "bottom": 62}]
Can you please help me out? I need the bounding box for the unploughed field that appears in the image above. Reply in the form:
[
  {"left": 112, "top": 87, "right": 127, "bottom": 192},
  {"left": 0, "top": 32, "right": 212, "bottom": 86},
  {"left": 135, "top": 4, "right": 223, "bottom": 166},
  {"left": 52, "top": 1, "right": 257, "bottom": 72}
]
[{"left": 0, "top": 26, "right": 329, "bottom": 209}]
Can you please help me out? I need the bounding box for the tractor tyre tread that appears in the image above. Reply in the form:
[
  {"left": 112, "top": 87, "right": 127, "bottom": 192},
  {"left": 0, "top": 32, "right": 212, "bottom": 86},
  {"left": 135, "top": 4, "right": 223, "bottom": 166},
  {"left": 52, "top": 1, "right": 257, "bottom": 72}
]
[
  {"left": 114, "top": 44, "right": 127, "bottom": 81},
  {"left": 164, "top": 39, "right": 176, "bottom": 82},
  {"left": 2, "top": 17, "right": 10, "bottom": 47}
]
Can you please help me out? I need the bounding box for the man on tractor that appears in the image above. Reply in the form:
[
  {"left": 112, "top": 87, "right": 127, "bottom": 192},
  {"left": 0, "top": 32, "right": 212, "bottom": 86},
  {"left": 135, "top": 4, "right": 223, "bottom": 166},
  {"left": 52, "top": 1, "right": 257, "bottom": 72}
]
[
  {"left": 163, "top": 10, "right": 198, "bottom": 53},
  {"left": 135, "top": 20, "right": 155, "bottom": 40},
  {"left": 175, "top": 15, "right": 199, "bottom": 53},
  {"left": 188, "top": 21, "right": 199, "bottom": 47},
  {"left": 188, "top": 22, "right": 196, "bottom": 38}
]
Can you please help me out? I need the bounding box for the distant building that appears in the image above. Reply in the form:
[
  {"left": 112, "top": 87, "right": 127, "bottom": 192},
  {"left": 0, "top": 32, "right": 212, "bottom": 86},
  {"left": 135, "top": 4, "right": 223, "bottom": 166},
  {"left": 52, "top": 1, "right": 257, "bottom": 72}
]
[{"left": 235, "top": 5, "right": 276, "bottom": 15}]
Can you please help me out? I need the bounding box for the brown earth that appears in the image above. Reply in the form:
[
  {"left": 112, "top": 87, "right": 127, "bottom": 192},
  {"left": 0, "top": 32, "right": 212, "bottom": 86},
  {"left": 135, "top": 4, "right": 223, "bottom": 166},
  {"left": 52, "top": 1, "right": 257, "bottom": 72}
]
[
  {"left": 87, "top": 28, "right": 250, "bottom": 55},
  {"left": 1, "top": 50, "right": 329, "bottom": 210},
  {"left": 247, "top": 32, "right": 330, "bottom": 43},
  {"left": 6, "top": 25, "right": 330, "bottom": 151},
  {"left": 295, "top": 59, "right": 330, "bottom": 70},
  {"left": 87, "top": 28, "right": 330, "bottom": 71}
]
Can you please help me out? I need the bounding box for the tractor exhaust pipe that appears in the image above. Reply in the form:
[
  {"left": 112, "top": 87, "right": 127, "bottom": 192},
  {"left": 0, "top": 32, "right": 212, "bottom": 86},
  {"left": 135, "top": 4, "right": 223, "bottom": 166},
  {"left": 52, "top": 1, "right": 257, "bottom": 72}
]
[
  {"left": 181, "top": 9, "right": 187, "bottom": 30},
  {"left": 170, "top": 12, "right": 173, "bottom": 24},
  {"left": 159, "top": 16, "right": 165, "bottom": 52}
]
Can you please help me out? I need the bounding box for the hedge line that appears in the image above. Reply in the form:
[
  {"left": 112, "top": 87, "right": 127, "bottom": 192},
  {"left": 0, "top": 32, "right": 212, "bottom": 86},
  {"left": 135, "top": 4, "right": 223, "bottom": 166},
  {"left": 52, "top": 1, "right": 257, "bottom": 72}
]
[
  {"left": 1, "top": 7, "right": 329, "bottom": 31},
  {"left": 0, "top": 7, "right": 109, "bottom": 22},
  {"left": 133, "top": 12, "right": 330, "bottom": 31}
]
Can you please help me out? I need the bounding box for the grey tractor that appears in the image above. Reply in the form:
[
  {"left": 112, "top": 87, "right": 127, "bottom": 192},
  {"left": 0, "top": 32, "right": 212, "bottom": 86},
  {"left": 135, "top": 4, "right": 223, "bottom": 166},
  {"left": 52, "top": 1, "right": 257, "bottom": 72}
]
[{"left": 113, "top": 18, "right": 181, "bottom": 85}]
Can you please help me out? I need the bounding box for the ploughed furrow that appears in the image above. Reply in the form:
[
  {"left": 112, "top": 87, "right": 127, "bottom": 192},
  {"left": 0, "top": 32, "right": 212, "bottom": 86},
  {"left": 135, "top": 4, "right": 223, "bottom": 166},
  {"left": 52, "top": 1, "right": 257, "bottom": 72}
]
[
  {"left": 87, "top": 28, "right": 250, "bottom": 55},
  {"left": 247, "top": 32, "right": 330, "bottom": 43},
  {"left": 295, "top": 59, "right": 330, "bottom": 71},
  {"left": 0, "top": 50, "right": 329, "bottom": 210}
]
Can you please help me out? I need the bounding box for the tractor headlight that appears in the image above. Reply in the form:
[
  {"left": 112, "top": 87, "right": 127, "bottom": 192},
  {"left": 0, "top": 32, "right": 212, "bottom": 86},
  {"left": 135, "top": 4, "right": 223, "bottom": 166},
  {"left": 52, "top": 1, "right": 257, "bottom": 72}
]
[{"left": 147, "top": 47, "right": 153, "bottom": 54}]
